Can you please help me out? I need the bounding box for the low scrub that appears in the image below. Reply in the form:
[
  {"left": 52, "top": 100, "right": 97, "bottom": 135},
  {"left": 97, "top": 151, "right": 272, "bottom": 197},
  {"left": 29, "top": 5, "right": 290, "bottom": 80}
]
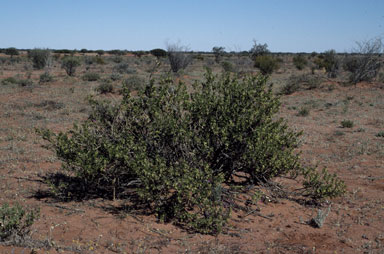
[
  {"left": 280, "top": 74, "right": 322, "bottom": 95},
  {"left": 253, "top": 55, "right": 279, "bottom": 75},
  {"left": 38, "top": 72, "right": 345, "bottom": 234},
  {"left": 82, "top": 72, "right": 100, "bottom": 81}
]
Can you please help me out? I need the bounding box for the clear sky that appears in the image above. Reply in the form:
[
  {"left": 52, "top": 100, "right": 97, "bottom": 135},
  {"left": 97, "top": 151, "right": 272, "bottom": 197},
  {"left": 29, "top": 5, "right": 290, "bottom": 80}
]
[{"left": 1, "top": 0, "right": 383, "bottom": 52}]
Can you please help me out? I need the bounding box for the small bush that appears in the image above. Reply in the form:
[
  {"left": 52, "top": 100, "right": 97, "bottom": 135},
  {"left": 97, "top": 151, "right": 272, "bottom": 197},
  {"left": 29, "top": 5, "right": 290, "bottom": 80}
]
[
  {"left": 38, "top": 71, "right": 345, "bottom": 234},
  {"left": 62, "top": 56, "right": 81, "bottom": 76},
  {"left": 297, "top": 107, "right": 310, "bottom": 117},
  {"left": 293, "top": 54, "right": 308, "bottom": 70},
  {"left": 39, "top": 72, "right": 54, "bottom": 83},
  {"left": 1, "top": 77, "right": 18, "bottom": 85},
  {"left": 28, "top": 48, "right": 52, "bottom": 70},
  {"left": 340, "top": 120, "right": 354, "bottom": 128},
  {"left": 253, "top": 55, "right": 279, "bottom": 75},
  {"left": 280, "top": 74, "right": 322, "bottom": 95},
  {"left": 113, "top": 63, "right": 136, "bottom": 74},
  {"left": 121, "top": 75, "right": 145, "bottom": 93},
  {"left": 316, "top": 50, "right": 339, "bottom": 78},
  {"left": 376, "top": 131, "right": 384, "bottom": 137},
  {"left": 0, "top": 203, "right": 39, "bottom": 242},
  {"left": 96, "top": 81, "right": 113, "bottom": 94},
  {"left": 17, "top": 79, "right": 34, "bottom": 87},
  {"left": 167, "top": 43, "right": 192, "bottom": 73},
  {"left": 82, "top": 72, "right": 100, "bottom": 81},
  {"left": 221, "top": 61, "right": 235, "bottom": 73},
  {"left": 212, "top": 46, "right": 225, "bottom": 63},
  {"left": 109, "top": 73, "right": 122, "bottom": 81}
]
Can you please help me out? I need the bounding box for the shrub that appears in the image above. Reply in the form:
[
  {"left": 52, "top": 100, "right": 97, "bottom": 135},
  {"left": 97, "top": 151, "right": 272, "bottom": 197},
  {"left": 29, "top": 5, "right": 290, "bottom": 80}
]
[
  {"left": 109, "top": 49, "right": 125, "bottom": 56},
  {"left": 316, "top": 50, "right": 339, "bottom": 78},
  {"left": 62, "top": 56, "right": 81, "bottom": 76},
  {"left": 249, "top": 40, "right": 269, "bottom": 59},
  {"left": 341, "top": 120, "right": 354, "bottom": 128},
  {"left": 167, "top": 42, "right": 192, "bottom": 73},
  {"left": 280, "top": 74, "right": 322, "bottom": 95},
  {"left": 28, "top": 48, "right": 52, "bottom": 70},
  {"left": 376, "top": 131, "right": 384, "bottom": 137},
  {"left": 113, "top": 63, "right": 136, "bottom": 74},
  {"left": 121, "top": 75, "right": 145, "bottom": 92},
  {"left": 0, "top": 203, "right": 39, "bottom": 243},
  {"left": 253, "top": 55, "right": 279, "bottom": 75},
  {"left": 297, "top": 107, "right": 310, "bottom": 117},
  {"left": 150, "top": 48, "right": 167, "bottom": 58},
  {"left": 96, "top": 50, "right": 105, "bottom": 56},
  {"left": 38, "top": 71, "right": 345, "bottom": 234},
  {"left": 221, "top": 61, "right": 235, "bottom": 73},
  {"left": 347, "top": 38, "right": 383, "bottom": 84},
  {"left": 82, "top": 72, "right": 100, "bottom": 81},
  {"left": 39, "top": 72, "right": 54, "bottom": 83},
  {"left": 109, "top": 73, "right": 122, "bottom": 81},
  {"left": 293, "top": 54, "right": 308, "bottom": 70},
  {"left": 96, "top": 81, "right": 113, "bottom": 94},
  {"left": 1, "top": 77, "right": 18, "bottom": 85}
]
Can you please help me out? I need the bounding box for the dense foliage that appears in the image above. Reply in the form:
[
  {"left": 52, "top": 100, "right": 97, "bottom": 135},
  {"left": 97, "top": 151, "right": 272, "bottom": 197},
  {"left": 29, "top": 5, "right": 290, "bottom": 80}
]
[{"left": 38, "top": 71, "right": 345, "bottom": 234}]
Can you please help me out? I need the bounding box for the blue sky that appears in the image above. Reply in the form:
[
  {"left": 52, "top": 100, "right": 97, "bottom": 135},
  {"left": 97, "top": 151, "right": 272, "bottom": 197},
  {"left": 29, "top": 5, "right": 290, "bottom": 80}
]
[{"left": 1, "top": 0, "right": 383, "bottom": 52}]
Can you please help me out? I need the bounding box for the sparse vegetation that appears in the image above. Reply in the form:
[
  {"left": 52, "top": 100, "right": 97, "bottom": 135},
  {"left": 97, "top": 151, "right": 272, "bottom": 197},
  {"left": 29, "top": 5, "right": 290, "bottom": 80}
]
[
  {"left": 167, "top": 42, "right": 192, "bottom": 73},
  {"left": 28, "top": 48, "right": 52, "bottom": 70},
  {"left": 293, "top": 54, "right": 308, "bottom": 70},
  {"left": 62, "top": 56, "right": 81, "bottom": 76},
  {"left": 341, "top": 119, "right": 354, "bottom": 128},
  {"left": 82, "top": 72, "right": 100, "bottom": 81},
  {"left": 39, "top": 71, "right": 54, "bottom": 83}
]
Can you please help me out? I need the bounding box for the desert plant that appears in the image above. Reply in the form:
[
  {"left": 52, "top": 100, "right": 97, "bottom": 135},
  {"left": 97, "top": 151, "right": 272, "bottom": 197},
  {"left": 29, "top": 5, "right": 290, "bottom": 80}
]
[
  {"left": 0, "top": 203, "right": 39, "bottom": 243},
  {"left": 1, "top": 77, "right": 18, "bottom": 86},
  {"left": 121, "top": 75, "right": 145, "bottom": 92},
  {"left": 347, "top": 38, "right": 383, "bottom": 84},
  {"left": 340, "top": 120, "right": 354, "bottom": 128},
  {"left": 253, "top": 55, "right": 279, "bottom": 75},
  {"left": 5, "top": 47, "right": 19, "bottom": 58},
  {"left": 249, "top": 40, "right": 269, "bottom": 59},
  {"left": 221, "top": 61, "right": 235, "bottom": 73},
  {"left": 212, "top": 46, "right": 225, "bottom": 63},
  {"left": 375, "top": 131, "right": 384, "bottom": 137},
  {"left": 167, "top": 42, "right": 192, "bottom": 73},
  {"left": 297, "top": 107, "right": 310, "bottom": 117},
  {"left": 280, "top": 74, "right": 322, "bottom": 95},
  {"left": 96, "top": 81, "right": 113, "bottom": 94},
  {"left": 96, "top": 50, "right": 105, "bottom": 56},
  {"left": 62, "top": 56, "right": 81, "bottom": 76},
  {"left": 28, "top": 48, "right": 52, "bottom": 70},
  {"left": 82, "top": 72, "right": 100, "bottom": 81},
  {"left": 317, "top": 50, "right": 339, "bottom": 78},
  {"left": 150, "top": 48, "right": 167, "bottom": 58},
  {"left": 293, "top": 54, "right": 308, "bottom": 70},
  {"left": 113, "top": 62, "right": 136, "bottom": 74},
  {"left": 38, "top": 71, "right": 345, "bottom": 234},
  {"left": 39, "top": 72, "right": 54, "bottom": 83}
]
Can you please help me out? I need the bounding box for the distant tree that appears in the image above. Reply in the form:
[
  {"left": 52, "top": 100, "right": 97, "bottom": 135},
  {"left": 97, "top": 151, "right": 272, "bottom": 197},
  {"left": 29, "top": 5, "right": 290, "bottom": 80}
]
[
  {"left": 80, "top": 48, "right": 88, "bottom": 54},
  {"left": 150, "top": 48, "right": 167, "bottom": 58},
  {"left": 28, "top": 48, "right": 52, "bottom": 70},
  {"left": 96, "top": 50, "right": 105, "bottom": 56},
  {"left": 167, "top": 42, "right": 192, "bottom": 73},
  {"left": 212, "top": 46, "right": 225, "bottom": 63},
  {"left": 249, "top": 40, "right": 269, "bottom": 60},
  {"left": 5, "top": 47, "right": 19, "bottom": 58}
]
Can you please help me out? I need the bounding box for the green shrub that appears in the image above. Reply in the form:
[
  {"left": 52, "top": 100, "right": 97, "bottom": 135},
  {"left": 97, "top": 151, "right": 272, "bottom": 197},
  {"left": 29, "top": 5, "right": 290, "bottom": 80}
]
[
  {"left": 297, "top": 107, "right": 310, "bottom": 117},
  {"left": 221, "top": 61, "right": 235, "bottom": 73},
  {"left": 96, "top": 81, "right": 113, "bottom": 94},
  {"left": 280, "top": 74, "right": 322, "bottom": 95},
  {"left": 62, "top": 56, "right": 81, "bottom": 76},
  {"left": 0, "top": 203, "right": 39, "bottom": 242},
  {"left": 82, "top": 72, "right": 100, "bottom": 81},
  {"left": 39, "top": 72, "right": 54, "bottom": 83},
  {"left": 38, "top": 71, "right": 345, "bottom": 234},
  {"left": 109, "top": 73, "right": 122, "bottom": 81},
  {"left": 376, "top": 131, "right": 384, "bottom": 137},
  {"left": 113, "top": 63, "right": 136, "bottom": 74},
  {"left": 17, "top": 79, "right": 34, "bottom": 87},
  {"left": 1, "top": 77, "right": 18, "bottom": 85},
  {"left": 340, "top": 120, "right": 354, "bottom": 128},
  {"left": 121, "top": 75, "right": 145, "bottom": 92},
  {"left": 28, "top": 48, "right": 52, "bottom": 70},
  {"left": 316, "top": 50, "right": 339, "bottom": 78},
  {"left": 293, "top": 54, "right": 308, "bottom": 70},
  {"left": 253, "top": 55, "right": 279, "bottom": 75}
]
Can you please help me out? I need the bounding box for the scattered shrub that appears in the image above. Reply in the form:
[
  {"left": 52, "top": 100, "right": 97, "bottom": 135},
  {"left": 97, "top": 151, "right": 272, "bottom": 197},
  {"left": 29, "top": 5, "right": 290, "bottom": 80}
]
[
  {"left": 340, "top": 120, "right": 354, "bottom": 128},
  {"left": 96, "top": 50, "right": 105, "bottom": 56},
  {"left": 293, "top": 54, "right": 308, "bottom": 70},
  {"left": 253, "top": 55, "right": 279, "bottom": 75},
  {"left": 39, "top": 72, "right": 54, "bottom": 83},
  {"left": 221, "top": 61, "right": 235, "bottom": 73},
  {"left": 17, "top": 79, "right": 34, "bottom": 87},
  {"left": 0, "top": 203, "right": 39, "bottom": 243},
  {"left": 316, "top": 50, "right": 339, "bottom": 78},
  {"left": 28, "top": 48, "right": 52, "bottom": 70},
  {"left": 1, "top": 77, "right": 18, "bottom": 85},
  {"left": 109, "top": 49, "right": 125, "bottom": 56},
  {"left": 297, "top": 107, "right": 310, "bottom": 117},
  {"left": 280, "top": 74, "right": 322, "bottom": 95},
  {"left": 113, "top": 62, "right": 136, "bottom": 74},
  {"left": 376, "top": 131, "right": 384, "bottom": 137},
  {"left": 82, "top": 72, "right": 100, "bottom": 81},
  {"left": 249, "top": 40, "right": 269, "bottom": 59},
  {"left": 62, "top": 56, "right": 81, "bottom": 76},
  {"left": 38, "top": 71, "right": 345, "bottom": 234},
  {"left": 121, "top": 75, "right": 145, "bottom": 92},
  {"left": 109, "top": 73, "right": 122, "bottom": 81},
  {"left": 95, "top": 56, "right": 106, "bottom": 65},
  {"left": 96, "top": 81, "right": 113, "bottom": 94},
  {"left": 167, "top": 42, "right": 192, "bottom": 73}
]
